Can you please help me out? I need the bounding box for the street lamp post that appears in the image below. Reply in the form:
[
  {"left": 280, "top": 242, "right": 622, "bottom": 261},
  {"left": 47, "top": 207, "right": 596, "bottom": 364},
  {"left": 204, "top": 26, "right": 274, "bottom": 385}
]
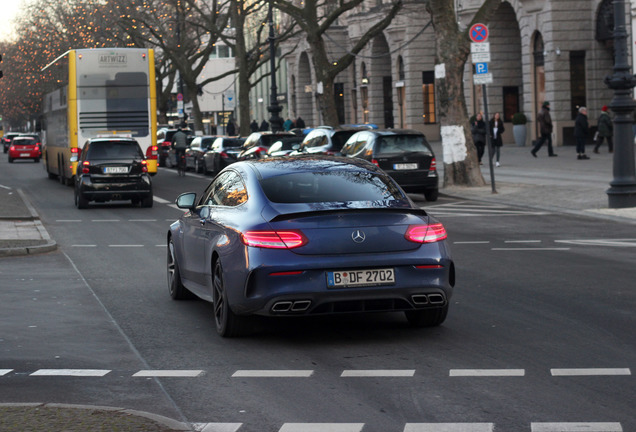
[
  {"left": 605, "top": 0, "right": 636, "bottom": 208},
  {"left": 267, "top": 0, "right": 283, "bottom": 132}
]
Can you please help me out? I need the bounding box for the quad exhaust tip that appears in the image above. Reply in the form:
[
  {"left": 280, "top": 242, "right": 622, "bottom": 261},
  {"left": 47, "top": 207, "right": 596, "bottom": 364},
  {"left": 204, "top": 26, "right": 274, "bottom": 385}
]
[{"left": 272, "top": 300, "right": 312, "bottom": 313}]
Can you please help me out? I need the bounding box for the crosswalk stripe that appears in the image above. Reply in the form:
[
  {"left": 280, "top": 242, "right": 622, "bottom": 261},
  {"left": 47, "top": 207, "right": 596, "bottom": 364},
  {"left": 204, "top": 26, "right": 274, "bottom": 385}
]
[
  {"left": 133, "top": 370, "right": 204, "bottom": 377},
  {"left": 531, "top": 423, "right": 623, "bottom": 432},
  {"left": 279, "top": 424, "right": 365, "bottom": 432},
  {"left": 30, "top": 369, "right": 110, "bottom": 376},
  {"left": 550, "top": 368, "right": 631, "bottom": 376},
  {"left": 232, "top": 370, "right": 314, "bottom": 377},
  {"left": 404, "top": 424, "right": 494, "bottom": 431}
]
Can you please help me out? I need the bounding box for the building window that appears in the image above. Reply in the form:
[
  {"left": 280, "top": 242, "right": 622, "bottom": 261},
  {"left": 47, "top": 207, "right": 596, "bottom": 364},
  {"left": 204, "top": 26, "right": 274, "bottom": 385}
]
[
  {"left": 422, "top": 71, "right": 436, "bottom": 124},
  {"left": 569, "top": 51, "right": 586, "bottom": 120},
  {"left": 210, "top": 45, "right": 233, "bottom": 59},
  {"left": 502, "top": 87, "right": 519, "bottom": 122}
]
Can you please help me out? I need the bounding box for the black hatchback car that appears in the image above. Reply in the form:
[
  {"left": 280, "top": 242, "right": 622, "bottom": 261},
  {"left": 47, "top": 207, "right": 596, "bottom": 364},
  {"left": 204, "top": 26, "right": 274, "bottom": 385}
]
[
  {"left": 340, "top": 129, "right": 439, "bottom": 201},
  {"left": 74, "top": 137, "right": 153, "bottom": 209}
]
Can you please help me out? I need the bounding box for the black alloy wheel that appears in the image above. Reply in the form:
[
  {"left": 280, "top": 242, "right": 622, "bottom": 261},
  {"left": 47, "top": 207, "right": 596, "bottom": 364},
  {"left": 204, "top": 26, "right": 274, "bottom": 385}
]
[
  {"left": 424, "top": 188, "right": 439, "bottom": 202},
  {"left": 212, "top": 260, "right": 247, "bottom": 337},
  {"left": 167, "top": 239, "right": 192, "bottom": 299},
  {"left": 74, "top": 188, "right": 89, "bottom": 209}
]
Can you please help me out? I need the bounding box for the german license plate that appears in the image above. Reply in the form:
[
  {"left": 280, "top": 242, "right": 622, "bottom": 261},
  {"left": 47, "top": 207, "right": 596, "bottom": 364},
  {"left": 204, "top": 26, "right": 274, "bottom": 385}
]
[
  {"left": 20, "top": 153, "right": 30, "bottom": 157},
  {"left": 393, "top": 163, "right": 418, "bottom": 170},
  {"left": 104, "top": 166, "right": 128, "bottom": 174},
  {"left": 327, "top": 268, "right": 395, "bottom": 288}
]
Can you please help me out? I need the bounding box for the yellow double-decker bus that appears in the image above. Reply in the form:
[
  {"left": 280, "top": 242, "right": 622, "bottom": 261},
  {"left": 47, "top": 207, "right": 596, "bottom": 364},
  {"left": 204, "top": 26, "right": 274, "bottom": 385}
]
[{"left": 42, "top": 48, "right": 157, "bottom": 184}]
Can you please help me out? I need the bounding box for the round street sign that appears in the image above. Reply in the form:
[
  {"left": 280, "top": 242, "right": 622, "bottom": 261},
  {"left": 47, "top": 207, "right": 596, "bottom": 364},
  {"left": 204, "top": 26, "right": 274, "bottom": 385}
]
[{"left": 469, "top": 23, "right": 489, "bottom": 43}]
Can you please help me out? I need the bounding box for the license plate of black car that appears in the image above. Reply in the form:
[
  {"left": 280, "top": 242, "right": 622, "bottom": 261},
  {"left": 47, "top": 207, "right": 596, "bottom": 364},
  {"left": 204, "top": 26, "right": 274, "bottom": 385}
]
[
  {"left": 393, "top": 163, "right": 418, "bottom": 170},
  {"left": 327, "top": 268, "right": 395, "bottom": 288},
  {"left": 104, "top": 166, "right": 128, "bottom": 174}
]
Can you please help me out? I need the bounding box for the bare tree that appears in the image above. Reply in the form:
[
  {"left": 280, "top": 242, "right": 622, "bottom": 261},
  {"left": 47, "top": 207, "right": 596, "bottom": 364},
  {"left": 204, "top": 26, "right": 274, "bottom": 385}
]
[
  {"left": 274, "top": 0, "right": 402, "bottom": 127},
  {"left": 426, "top": 0, "right": 502, "bottom": 187}
]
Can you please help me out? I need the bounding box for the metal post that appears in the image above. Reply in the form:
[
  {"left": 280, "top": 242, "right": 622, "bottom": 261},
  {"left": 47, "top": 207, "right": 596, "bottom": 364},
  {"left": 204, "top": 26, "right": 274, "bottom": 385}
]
[
  {"left": 267, "top": 0, "right": 283, "bottom": 132},
  {"left": 604, "top": 0, "right": 636, "bottom": 208},
  {"left": 482, "top": 85, "right": 496, "bottom": 193}
]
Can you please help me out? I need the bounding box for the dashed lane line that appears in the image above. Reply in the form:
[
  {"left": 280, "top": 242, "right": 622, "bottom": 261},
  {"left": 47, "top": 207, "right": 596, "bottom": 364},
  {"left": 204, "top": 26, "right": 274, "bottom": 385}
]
[
  {"left": 404, "top": 424, "right": 494, "bottom": 432},
  {"left": 491, "top": 247, "right": 571, "bottom": 251},
  {"left": 341, "top": 369, "right": 415, "bottom": 377},
  {"left": 133, "top": 370, "right": 204, "bottom": 377},
  {"left": 278, "top": 424, "right": 364, "bottom": 432},
  {"left": 0, "top": 369, "right": 13, "bottom": 376},
  {"left": 550, "top": 368, "right": 631, "bottom": 376},
  {"left": 531, "top": 423, "right": 623, "bottom": 432},
  {"left": 30, "top": 369, "right": 110, "bottom": 377},
  {"left": 449, "top": 369, "right": 525, "bottom": 377},
  {"left": 232, "top": 370, "right": 314, "bottom": 378}
]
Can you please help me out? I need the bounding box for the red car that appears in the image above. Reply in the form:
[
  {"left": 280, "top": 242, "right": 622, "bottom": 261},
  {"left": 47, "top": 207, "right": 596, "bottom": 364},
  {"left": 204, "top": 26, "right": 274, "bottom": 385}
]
[{"left": 8, "top": 137, "right": 40, "bottom": 163}]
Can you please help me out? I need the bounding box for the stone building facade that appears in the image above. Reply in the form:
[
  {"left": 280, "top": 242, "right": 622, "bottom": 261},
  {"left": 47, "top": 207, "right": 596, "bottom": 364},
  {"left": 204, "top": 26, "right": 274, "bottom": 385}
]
[{"left": 282, "top": 0, "right": 627, "bottom": 147}]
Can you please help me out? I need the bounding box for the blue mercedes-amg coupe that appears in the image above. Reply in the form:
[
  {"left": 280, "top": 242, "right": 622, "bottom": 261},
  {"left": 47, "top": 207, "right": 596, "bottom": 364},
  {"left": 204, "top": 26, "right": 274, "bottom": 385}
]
[{"left": 167, "top": 156, "right": 455, "bottom": 337}]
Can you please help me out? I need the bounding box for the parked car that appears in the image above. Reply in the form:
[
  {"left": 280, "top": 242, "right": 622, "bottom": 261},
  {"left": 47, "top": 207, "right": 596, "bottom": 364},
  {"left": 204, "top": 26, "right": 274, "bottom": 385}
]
[
  {"left": 202, "top": 137, "right": 246, "bottom": 175},
  {"left": 265, "top": 136, "right": 303, "bottom": 157},
  {"left": 157, "top": 127, "right": 193, "bottom": 167},
  {"left": 8, "top": 136, "right": 40, "bottom": 163},
  {"left": 74, "top": 137, "right": 153, "bottom": 209},
  {"left": 293, "top": 126, "right": 361, "bottom": 156},
  {"left": 341, "top": 129, "right": 439, "bottom": 201},
  {"left": 237, "top": 131, "right": 297, "bottom": 161},
  {"left": 2, "top": 132, "right": 22, "bottom": 154},
  {"left": 185, "top": 136, "right": 218, "bottom": 173},
  {"left": 167, "top": 156, "right": 454, "bottom": 337}
]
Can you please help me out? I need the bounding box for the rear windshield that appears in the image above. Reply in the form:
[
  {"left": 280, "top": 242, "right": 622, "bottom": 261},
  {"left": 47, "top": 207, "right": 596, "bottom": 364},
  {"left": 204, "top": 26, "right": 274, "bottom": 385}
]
[
  {"left": 87, "top": 141, "right": 143, "bottom": 159},
  {"left": 260, "top": 171, "right": 404, "bottom": 204},
  {"left": 376, "top": 135, "right": 432, "bottom": 155},
  {"left": 12, "top": 138, "right": 37, "bottom": 146},
  {"left": 223, "top": 139, "right": 245, "bottom": 148}
]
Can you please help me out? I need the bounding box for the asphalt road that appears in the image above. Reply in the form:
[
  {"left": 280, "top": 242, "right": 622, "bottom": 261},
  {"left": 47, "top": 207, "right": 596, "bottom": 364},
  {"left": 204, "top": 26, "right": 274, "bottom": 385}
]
[{"left": 1, "top": 157, "right": 634, "bottom": 432}]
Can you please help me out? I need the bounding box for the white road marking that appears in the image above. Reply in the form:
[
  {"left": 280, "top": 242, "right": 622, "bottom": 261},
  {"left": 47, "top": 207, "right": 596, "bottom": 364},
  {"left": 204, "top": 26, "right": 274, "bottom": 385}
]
[
  {"left": 550, "top": 368, "right": 631, "bottom": 376},
  {"left": 128, "top": 219, "right": 157, "bottom": 222},
  {"left": 450, "top": 369, "right": 525, "bottom": 377},
  {"left": 156, "top": 244, "right": 167, "bottom": 247},
  {"left": 191, "top": 423, "right": 243, "bottom": 432},
  {"left": 404, "top": 424, "right": 494, "bottom": 432},
  {"left": 133, "top": 370, "right": 204, "bottom": 377},
  {"left": 491, "top": 248, "right": 570, "bottom": 251},
  {"left": 555, "top": 239, "right": 636, "bottom": 247},
  {"left": 531, "top": 422, "right": 622, "bottom": 431},
  {"left": 153, "top": 196, "right": 171, "bottom": 204},
  {"left": 0, "top": 369, "right": 13, "bottom": 376},
  {"left": 341, "top": 369, "right": 415, "bottom": 377},
  {"left": 279, "top": 424, "right": 365, "bottom": 432},
  {"left": 30, "top": 369, "right": 110, "bottom": 376},
  {"left": 504, "top": 240, "right": 541, "bottom": 243},
  {"left": 56, "top": 219, "right": 82, "bottom": 222},
  {"left": 108, "top": 244, "right": 144, "bottom": 248},
  {"left": 232, "top": 370, "right": 314, "bottom": 378},
  {"left": 91, "top": 219, "right": 120, "bottom": 222}
]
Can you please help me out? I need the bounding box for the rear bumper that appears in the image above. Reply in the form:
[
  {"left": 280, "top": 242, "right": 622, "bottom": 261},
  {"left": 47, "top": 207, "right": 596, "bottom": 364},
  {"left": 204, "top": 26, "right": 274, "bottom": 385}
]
[
  {"left": 8, "top": 149, "right": 40, "bottom": 159},
  {"left": 78, "top": 175, "right": 152, "bottom": 201}
]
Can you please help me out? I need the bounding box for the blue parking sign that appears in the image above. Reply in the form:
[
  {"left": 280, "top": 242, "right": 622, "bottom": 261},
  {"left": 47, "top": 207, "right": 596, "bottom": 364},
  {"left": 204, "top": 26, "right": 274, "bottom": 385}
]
[{"left": 475, "top": 63, "right": 488, "bottom": 74}]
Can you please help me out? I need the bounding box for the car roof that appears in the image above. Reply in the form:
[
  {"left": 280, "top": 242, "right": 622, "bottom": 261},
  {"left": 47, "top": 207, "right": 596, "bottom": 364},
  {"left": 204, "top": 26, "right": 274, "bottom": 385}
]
[
  {"left": 241, "top": 155, "right": 384, "bottom": 179},
  {"left": 87, "top": 137, "right": 139, "bottom": 144}
]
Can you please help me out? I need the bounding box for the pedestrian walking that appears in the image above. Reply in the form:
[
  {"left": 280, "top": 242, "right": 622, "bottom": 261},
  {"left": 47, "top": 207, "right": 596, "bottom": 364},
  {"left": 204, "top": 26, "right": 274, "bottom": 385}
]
[
  {"left": 259, "top": 119, "right": 269, "bottom": 131},
  {"left": 489, "top": 112, "right": 505, "bottom": 167},
  {"left": 531, "top": 101, "right": 557, "bottom": 157},
  {"left": 471, "top": 113, "right": 487, "bottom": 165},
  {"left": 593, "top": 105, "right": 613, "bottom": 154},
  {"left": 226, "top": 119, "right": 236, "bottom": 136},
  {"left": 295, "top": 116, "right": 306, "bottom": 129},
  {"left": 250, "top": 119, "right": 259, "bottom": 133},
  {"left": 283, "top": 118, "right": 294, "bottom": 131},
  {"left": 574, "top": 106, "right": 590, "bottom": 160}
]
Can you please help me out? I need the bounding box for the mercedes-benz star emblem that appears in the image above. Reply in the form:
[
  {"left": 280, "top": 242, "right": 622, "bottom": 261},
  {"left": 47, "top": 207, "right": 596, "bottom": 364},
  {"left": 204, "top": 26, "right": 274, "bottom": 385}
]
[{"left": 351, "top": 229, "right": 366, "bottom": 243}]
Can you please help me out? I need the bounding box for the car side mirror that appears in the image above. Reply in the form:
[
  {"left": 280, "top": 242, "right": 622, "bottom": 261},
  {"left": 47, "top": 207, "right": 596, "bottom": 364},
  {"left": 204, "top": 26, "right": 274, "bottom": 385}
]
[{"left": 175, "top": 192, "right": 197, "bottom": 210}]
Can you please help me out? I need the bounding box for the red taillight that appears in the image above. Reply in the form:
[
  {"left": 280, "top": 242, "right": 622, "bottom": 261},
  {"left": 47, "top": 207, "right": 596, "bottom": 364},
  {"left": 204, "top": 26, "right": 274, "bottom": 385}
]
[
  {"left": 9, "top": 145, "right": 15, "bottom": 151},
  {"left": 82, "top": 160, "right": 90, "bottom": 174},
  {"left": 430, "top": 157, "right": 437, "bottom": 172},
  {"left": 371, "top": 159, "right": 380, "bottom": 166},
  {"left": 141, "top": 160, "right": 148, "bottom": 172},
  {"left": 405, "top": 223, "right": 447, "bottom": 243},
  {"left": 415, "top": 264, "right": 444, "bottom": 269},
  {"left": 162, "top": 141, "right": 172, "bottom": 147},
  {"left": 269, "top": 271, "right": 304, "bottom": 276},
  {"left": 241, "top": 230, "right": 307, "bottom": 249},
  {"left": 146, "top": 145, "right": 158, "bottom": 160}
]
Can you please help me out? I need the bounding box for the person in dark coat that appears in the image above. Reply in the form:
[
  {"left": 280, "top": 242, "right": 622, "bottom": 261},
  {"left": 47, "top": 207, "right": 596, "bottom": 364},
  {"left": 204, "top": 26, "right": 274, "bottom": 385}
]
[
  {"left": 259, "top": 119, "right": 269, "bottom": 131},
  {"left": 531, "top": 101, "right": 557, "bottom": 157},
  {"left": 489, "top": 112, "right": 505, "bottom": 167},
  {"left": 295, "top": 116, "right": 306, "bottom": 129},
  {"left": 574, "top": 106, "right": 590, "bottom": 160},
  {"left": 250, "top": 120, "right": 259, "bottom": 132},
  {"left": 594, "top": 105, "right": 613, "bottom": 154},
  {"left": 226, "top": 119, "right": 236, "bottom": 136},
  {"left": 471, "top": 113, "right": 487, "bottom": 165}
]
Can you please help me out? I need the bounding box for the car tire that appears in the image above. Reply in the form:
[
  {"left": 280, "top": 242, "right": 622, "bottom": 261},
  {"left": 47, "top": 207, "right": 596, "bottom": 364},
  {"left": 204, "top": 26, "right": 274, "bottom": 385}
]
[
  {"left": 141, "top": 194, "right": 153, "bottom": 208},
  {"left": 74, "top": 189, "right": 89, "bottom": 209},
  {"left": 424, "top": 188, "right": 439, "bottom": 202},
  {"left": 8, "top": 157, "right": 13, "bottom": 163},
  {"left": 405, "top": 304, "right": 448, "bottom": 328},
  {"left": 212, "top": 260, "right": 248, "bottom": 338},
  {"left": 34, "top": 158, "right": 40, "bottom": 163},
  {"left": 167, "top": 239, "right": 193, "bottom": 300}
]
